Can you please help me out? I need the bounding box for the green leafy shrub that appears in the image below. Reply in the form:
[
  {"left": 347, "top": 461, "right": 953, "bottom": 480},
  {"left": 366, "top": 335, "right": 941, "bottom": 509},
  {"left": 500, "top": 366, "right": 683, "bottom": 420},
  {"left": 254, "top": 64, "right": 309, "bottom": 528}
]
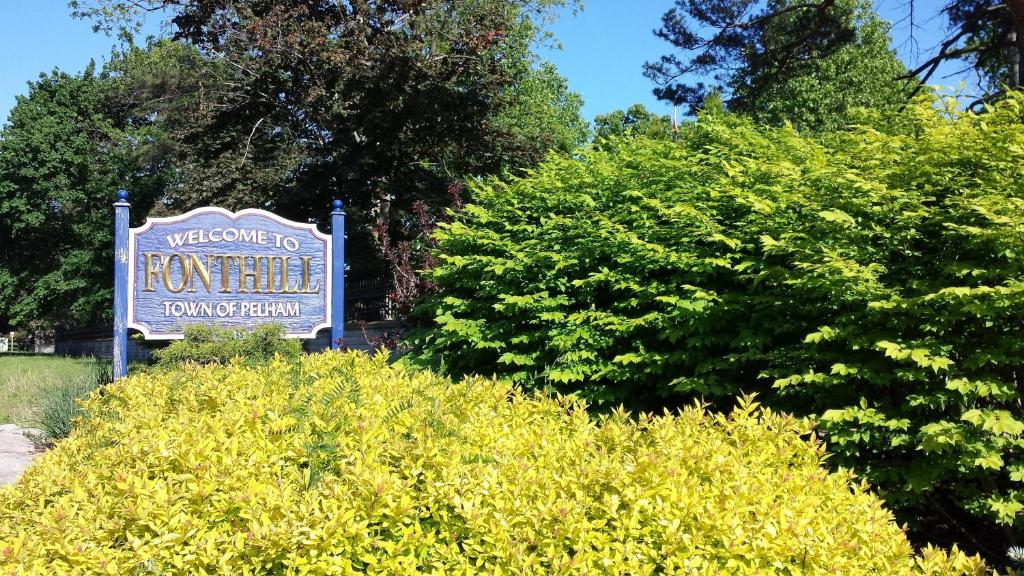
[
  {"left": 410, "top": 92, "right": 1024, "bottom": 559},
  {"left": 151, "top": 323, "right": 302, "bottom": 368},
  {"left": 0, "top": 352, "right": 984, "bottom": 574}
]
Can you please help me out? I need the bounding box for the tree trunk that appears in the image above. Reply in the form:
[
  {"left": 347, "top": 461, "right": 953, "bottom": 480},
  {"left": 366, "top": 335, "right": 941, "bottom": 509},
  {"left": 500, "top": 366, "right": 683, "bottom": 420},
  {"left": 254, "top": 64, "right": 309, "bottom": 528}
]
[
  {"left": 1008, "top": 29, "right": 1021, "bottom": 88},
  {"left": 1008, "top": 0, "right": 1024, "bottom": 87},
  {"left": 372, "top": 183, "right": 392, "bottom": 250}
]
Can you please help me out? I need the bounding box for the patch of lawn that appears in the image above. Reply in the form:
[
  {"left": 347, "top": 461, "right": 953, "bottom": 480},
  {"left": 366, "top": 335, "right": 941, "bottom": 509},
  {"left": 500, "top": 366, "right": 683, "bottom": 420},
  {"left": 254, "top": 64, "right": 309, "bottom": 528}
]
[{"left": 0, "top": 356, "right": 98, "bottom": 427}]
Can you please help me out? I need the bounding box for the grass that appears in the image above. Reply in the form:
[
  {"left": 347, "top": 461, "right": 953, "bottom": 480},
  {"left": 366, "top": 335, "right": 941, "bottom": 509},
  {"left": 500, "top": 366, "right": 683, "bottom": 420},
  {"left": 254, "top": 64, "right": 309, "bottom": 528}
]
[{"left": 0, "top": 356, "right": 99, "bottom": 427}]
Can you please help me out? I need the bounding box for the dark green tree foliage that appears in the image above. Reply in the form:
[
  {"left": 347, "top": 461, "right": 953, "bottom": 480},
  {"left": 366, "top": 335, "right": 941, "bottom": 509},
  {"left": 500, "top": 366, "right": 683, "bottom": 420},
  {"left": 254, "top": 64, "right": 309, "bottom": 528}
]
[
  {"left": 72, "top": 0, "right": 587, "bottom": 274},
  {"left": 747, "top": 11, "right": 909, "bottom": 132},
  {"left": 411, "top": 93, "right": 1024, "bottom": 560},
  {"left": 492, "top": 62, "right": 589, "bottom": 167},
  {"left": 0, "top": 64, "right": 165, "bottom": 329},
  {"left": 593, "top": 104, "right": 674, "bottom": 141},
  {"left": 643, "top": 0, "right": 909, "bottom": 131}
]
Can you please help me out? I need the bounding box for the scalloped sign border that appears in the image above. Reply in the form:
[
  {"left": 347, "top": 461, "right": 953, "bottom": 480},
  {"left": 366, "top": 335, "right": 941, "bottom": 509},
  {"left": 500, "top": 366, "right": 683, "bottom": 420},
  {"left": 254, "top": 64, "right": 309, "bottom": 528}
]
[{"left": 127, "top": 207, "right": 332, "bottom": 339}]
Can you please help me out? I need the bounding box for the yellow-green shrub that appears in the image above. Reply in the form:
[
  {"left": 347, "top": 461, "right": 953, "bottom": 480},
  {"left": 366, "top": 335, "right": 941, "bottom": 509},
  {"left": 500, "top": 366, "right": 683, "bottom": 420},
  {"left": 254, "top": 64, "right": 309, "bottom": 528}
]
[{"left": 0, "top": 352, "right": 985, "bottom": 574}]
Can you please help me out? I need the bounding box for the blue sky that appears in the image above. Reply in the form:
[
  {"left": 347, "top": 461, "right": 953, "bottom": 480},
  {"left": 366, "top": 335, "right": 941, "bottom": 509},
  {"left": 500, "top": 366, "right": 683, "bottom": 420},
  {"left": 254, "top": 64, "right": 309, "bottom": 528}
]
[
  {"left": 0, "top": 0, "right": 124, "bottom": 120},
  {"left": 0, "top": 0, "right": 969, "bottom": 126}
]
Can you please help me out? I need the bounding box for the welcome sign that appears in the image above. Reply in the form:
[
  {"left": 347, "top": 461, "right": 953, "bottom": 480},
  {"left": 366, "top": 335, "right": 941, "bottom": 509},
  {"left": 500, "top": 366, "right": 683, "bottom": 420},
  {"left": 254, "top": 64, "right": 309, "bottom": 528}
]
[
  {"left": 112, "top": 192, "right": 345, "bottom": 379},
  {"left": 128, "top": 208, "right": 330, "bottom": 339}
]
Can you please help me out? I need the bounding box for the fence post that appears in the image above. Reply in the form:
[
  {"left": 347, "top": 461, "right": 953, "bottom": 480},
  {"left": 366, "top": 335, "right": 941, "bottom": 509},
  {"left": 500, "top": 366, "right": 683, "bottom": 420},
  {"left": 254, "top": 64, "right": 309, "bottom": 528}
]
[
  {"left": 331, "top": 199, "right": 346, "bottom": 350},
  {"left": 113, "top": 190, "right": 130, "bottom": 380}
]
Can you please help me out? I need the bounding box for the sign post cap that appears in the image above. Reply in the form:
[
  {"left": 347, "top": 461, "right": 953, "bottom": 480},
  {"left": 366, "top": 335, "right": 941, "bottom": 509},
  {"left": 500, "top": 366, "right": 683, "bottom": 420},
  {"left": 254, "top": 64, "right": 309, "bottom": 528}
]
[
  {"left": 116, "top": 189, "right": 129, "bottom": 202},
  {"left": 331, "top": 199, "right": 343, "bottom": 211}
]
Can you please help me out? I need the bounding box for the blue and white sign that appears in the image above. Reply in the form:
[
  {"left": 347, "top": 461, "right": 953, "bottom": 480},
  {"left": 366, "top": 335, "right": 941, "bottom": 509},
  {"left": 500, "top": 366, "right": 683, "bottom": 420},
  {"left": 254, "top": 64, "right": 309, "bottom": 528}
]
[
  {"left": 112, "top": 193, "right": 346, "bottom": 379},
  {"left": 128, "top": 207, "right": 331, "bottom": 339}
]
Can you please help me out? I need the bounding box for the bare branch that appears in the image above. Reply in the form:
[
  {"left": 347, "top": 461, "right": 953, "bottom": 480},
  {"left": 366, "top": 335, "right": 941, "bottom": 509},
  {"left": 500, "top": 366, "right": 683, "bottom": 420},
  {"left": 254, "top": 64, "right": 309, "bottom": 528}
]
[{"left": 238, "top": 116, "right": 267, "bottom": 168}]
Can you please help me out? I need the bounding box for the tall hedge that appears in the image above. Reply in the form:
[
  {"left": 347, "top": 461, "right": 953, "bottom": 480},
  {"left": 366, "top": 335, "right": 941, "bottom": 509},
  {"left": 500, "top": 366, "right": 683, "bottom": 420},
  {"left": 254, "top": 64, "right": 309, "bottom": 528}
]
[
  {"left": 410, "top": 93, "right": 1024, "bottom": 559},
  {"left": 0, "top": 352, "right": 984, "bottom": 573}
]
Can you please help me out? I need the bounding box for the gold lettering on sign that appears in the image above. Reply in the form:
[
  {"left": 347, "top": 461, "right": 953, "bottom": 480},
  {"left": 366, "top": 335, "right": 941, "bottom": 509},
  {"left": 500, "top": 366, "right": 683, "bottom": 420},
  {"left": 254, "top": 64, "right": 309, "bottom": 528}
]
[
  {"left": 300, "top": 256, "right": 321, "bottom": 294},
  {"left": 216, "top": 255, "right": 233, "bottom": 293},
  {"left": 140, "top": 251, "right": 323, "bottom": 295},
  {"left": 265, "top": 256, "right": 277, "bottom": 295},
  {"left": 143, "top": 252, "right": 162, "bottom": 292},
  {"left": 163, "top": 253, "right": 189, "bottom": 294},
  {"left": 187, "top": 254, "right": 213, "bottom": 293},
  {"left": 237, "top": 256, "right": 261, "bottom": 294},
  {"left": 280, "top": 256, "right": 298, "bottom": 294}
]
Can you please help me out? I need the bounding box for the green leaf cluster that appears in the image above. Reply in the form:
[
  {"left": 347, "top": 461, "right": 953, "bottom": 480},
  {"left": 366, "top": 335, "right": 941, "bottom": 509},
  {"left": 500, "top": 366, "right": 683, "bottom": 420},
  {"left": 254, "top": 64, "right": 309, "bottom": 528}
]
[
  {"left": 0, "top": 352, "right": 985, "bottom": 573},
  {"left": 151, "top": 323, "right": 302, "bottom": 368},
  {"left": 736, "top": 0, "right": 912, "bottom": 133},
  {"left": 411, "top": 91, "right": 1024, "bottom": 556},
  {"left": 593, "top": 103, "right": 674, "bottom": 141}
]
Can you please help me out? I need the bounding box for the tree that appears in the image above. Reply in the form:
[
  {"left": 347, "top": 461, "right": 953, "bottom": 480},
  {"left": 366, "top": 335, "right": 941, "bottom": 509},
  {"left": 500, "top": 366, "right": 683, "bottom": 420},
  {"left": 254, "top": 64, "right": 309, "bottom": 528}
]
[
  {"left": 593, "top": 104, "right": 674, "bottom": 140},
  {"left": 71, "top": 0, "right": 587, "bottom": 274},
  {"left": 491, "top": 62, "right": 589, "bottom": 168},
  {"left": 744, "top": 9, "right": 910, "bottom": 131},
  {"left": 643, "top": 0, "right": 910, "bottom": 131},
  {"left": 644, "top": 0, "right": 1024, "bottom": 117},
  {"left": 0, "top": 64, "right": 167, "bottom": 329}
]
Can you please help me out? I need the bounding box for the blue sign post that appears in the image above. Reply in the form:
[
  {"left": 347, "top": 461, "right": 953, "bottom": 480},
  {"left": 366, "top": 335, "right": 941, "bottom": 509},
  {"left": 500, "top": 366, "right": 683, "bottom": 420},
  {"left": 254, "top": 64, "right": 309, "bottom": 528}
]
[
  {"left": 113, "top": 194, "right": 346, "bottom": 379},
  {"left": 331, "top": 199, "right": 345, "bottom": 350},
  {"left": 113, "top": 190, "right": 130, "bottom": 381}
]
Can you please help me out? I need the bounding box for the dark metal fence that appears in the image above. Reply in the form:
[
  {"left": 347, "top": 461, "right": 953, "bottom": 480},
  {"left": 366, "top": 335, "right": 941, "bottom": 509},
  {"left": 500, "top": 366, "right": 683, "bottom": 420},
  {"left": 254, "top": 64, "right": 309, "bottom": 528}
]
[
  {"left": 346, "top": 275, "right": 397, "bottom": 322},
  {"left": 54, "top": 326, "right": 110, "bottom": 341}
]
